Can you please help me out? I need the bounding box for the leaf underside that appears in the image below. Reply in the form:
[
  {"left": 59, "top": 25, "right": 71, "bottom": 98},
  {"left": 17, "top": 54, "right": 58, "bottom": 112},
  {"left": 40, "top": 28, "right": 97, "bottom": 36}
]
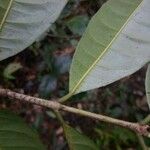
[
  {"left": 69, "top": 0, "right": 150, "bottom": 96},
  {"left": 0, "top": 110, "right": 45, "bottom": 150},
  {"left": 0, "top": 0, "right": 67, "bottom": 61}
]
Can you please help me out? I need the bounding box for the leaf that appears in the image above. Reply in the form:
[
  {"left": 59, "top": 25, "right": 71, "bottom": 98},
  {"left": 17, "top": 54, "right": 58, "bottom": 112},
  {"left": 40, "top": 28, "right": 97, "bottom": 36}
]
[
  {"left": 0, "top": 110, "right": 45, "bottom": 150},
  {"left": 63, "top": 124, "right": 99, "bottom": 150},
  {"left": 145, "top": 64, "right": 150, "bottom": 109},
  {"left": 0, "top": 0, "right": 67, "bottom": 61},
  {"left": 3, "top": 62, "right": 22, "bottom": 79},
  {"left": 68, "top": 0, "right": 150, "bottom": 96},
  {"left": 67, "top": 15, "right": 89, "bottom": 36}
]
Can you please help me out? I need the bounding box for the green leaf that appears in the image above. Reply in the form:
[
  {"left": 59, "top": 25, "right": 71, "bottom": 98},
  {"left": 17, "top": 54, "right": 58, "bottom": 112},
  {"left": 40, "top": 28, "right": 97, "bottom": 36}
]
[
  {"left": 63, "top": 124, "right": 99, "bottom": 150},
  {"left": 145, "top": 64, "right": 150, "bottom": 109},
  {"left": 67, "top": 15, "right": 89, "bottom": 36},
  {"left": 0, "top": 0, "right": 67, "bottom": 61},
  {"left": 68, "top": 0, "right": 150, "bottom": 96},
  {"left": 0, "top": 110, "right": 45, "bottom": 150},
  {"left": 3, "top": 62, "right": 22, "bottom": 79}
]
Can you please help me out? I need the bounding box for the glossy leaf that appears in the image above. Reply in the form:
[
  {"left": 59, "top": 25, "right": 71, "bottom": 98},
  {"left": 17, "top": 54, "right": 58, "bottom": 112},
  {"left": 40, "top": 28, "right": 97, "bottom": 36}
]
[
  {"left": 69, "top": 0, "right": 150, "bottom": 96},
  {"left": 145, "top": 64, "right": 150, "bottom": 109},
  {"left": 0, "top": 110, "right": 45, "bottom": 150},
  {"left": 0, "top": 0, "right": 67, "bottom": 61},
  {"left": 63, "top": 124, "right": 99, "bottom": 150}
]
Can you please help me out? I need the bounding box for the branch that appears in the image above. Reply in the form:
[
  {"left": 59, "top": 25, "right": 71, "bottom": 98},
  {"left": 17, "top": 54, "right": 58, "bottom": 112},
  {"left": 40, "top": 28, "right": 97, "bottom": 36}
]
[
  {"left": 136, "top": 133, "right": 149, "bottom": 150},
  {"left": 0, "top": 88, "right": 150, "bottom": 137}
]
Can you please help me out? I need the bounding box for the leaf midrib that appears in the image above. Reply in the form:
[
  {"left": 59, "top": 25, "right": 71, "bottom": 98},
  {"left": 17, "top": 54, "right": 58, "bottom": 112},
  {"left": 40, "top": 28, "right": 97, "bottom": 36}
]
[
  {"left": 67, "top": 0, "right": 144, "bottom": 98},
  {"left": 0, "top": 0, "right": 14, "bottom": 32}
]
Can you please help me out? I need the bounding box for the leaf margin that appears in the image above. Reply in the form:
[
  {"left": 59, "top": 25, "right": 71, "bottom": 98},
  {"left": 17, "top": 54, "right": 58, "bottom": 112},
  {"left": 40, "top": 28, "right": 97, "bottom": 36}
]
[{"left": 61, "top": 0, "right": 144, "bottom": 101}]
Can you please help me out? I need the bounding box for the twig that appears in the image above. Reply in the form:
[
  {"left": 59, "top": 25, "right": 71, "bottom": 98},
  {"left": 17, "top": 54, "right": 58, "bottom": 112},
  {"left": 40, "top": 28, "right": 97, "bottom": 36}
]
[
  {"left": 137, "top": 134, "right": 149, "bottom": 150},
  {"left": 136, "top": 115, "right": 150, "bottom": 150},
  {"left": 0, "top": 88, "right": 150, "bottom": 137},
  {"left": 54, "top": 110, "right": 65, "bottom": 125}
]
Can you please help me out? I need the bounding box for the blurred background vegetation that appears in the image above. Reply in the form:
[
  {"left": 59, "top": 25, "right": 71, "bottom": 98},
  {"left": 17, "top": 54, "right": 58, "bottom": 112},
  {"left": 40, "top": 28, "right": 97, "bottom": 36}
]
[{"left": 0, "top": 0, "right": 150, "bottom": 149}]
